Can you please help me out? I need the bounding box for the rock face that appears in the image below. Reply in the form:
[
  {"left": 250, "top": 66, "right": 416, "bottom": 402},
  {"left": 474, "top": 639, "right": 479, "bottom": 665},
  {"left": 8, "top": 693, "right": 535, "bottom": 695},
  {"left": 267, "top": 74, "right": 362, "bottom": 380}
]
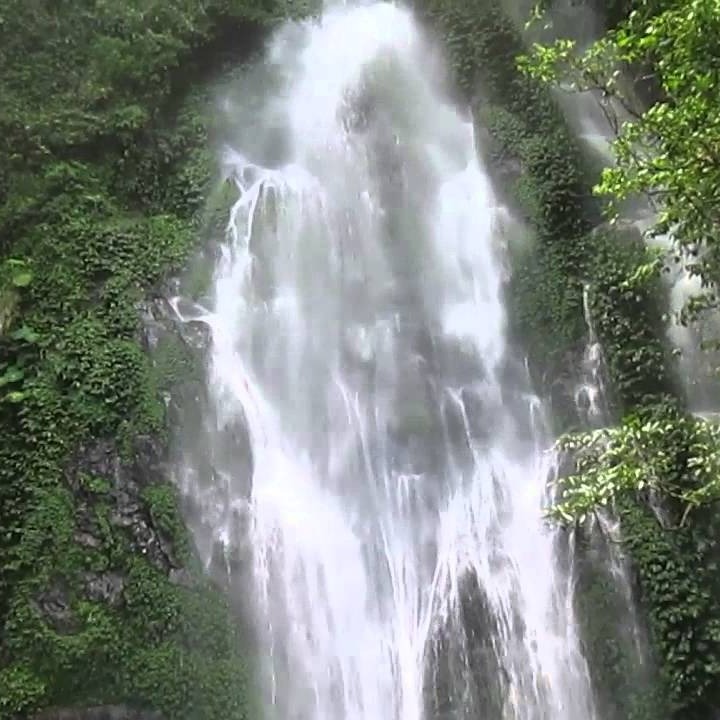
[
  {"left": 31, "top": 584, "right": 78, "bottom": 635},
  {"left": 82, "top": 571, "right": 126, "bottom": 607},
  {"left": 67, "top": 435, "right": 181, "bottom": 575},
  {"left": 33, "top": 707, "right": 164, "bottom": 720},
  {"left": 26, "top": 432, "right": 187, "bottom": 634}
]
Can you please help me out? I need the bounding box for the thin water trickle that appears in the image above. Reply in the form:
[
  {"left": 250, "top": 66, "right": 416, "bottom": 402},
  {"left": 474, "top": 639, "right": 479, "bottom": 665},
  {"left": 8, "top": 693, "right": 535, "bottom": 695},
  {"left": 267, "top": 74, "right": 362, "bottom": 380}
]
[
  {"left": 178, "top": 3, "right": 598, "bottom": 719},
  {"left": 574, "top": 284, "right": 609, "bottom": 427}
]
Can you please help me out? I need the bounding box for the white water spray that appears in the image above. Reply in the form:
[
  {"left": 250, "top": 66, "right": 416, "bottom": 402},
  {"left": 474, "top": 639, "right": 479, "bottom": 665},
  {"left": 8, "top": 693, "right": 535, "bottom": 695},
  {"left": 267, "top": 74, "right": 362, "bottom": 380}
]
[{"left": 181, "top": 4, "right": 598, "bottom": 719}]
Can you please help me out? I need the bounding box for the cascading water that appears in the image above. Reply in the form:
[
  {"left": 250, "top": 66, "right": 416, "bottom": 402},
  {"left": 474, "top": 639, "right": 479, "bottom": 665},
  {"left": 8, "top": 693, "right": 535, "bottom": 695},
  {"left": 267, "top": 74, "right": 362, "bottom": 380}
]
[
  {"left": 179, "top": 3, "right": 599, "bottom": 719},
  {"left": 574, "top": 285, "right": 609, "bottom": 427},
  {"left": 550, "top": 30, "right": 720, "bottom": 414}
]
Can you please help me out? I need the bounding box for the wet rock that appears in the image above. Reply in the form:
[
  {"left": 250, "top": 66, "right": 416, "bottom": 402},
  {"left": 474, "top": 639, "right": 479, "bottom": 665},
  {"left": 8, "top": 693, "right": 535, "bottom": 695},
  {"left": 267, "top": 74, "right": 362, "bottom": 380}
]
[
  {"left": 129, "top": 435, "right": 168, "bottom": 490},
  {"left": 494, "top": 153, "right": 523, "bottom": 188},
  {"left": 32, "top": 585, "right": 78, "bottom": 635},
  {"left": 74, "top": 530, "right": 102, "bottom": 549},
  {"left": 389, "top": 402, "right": 436, "bottom": 443},
  {"left": 556, "top": 444, "right": 580, "bottom": 480},
  {"left": 590, "top": 217, "right": 644, "bottom": 244},
  {"left": 425, "top": 571, "right": 507, "bottom": 720},
  {"left": 441, "top": 394, "right": 473, "bottom": 461},
  {"left": 435, "top": 339, "right": 486, "bottom": 387},
  {"left": 537, "top": 345, "right": 589, "bottom": 432},
  {"left": 168, "top": 567, "right": 195, "bottom": 588},
  {"left": 33, "top": 706, "right": 164, "bottom": 720},
  {"left": 140, "top": 292, "right": 211, "bottom": 359},
  {"left": 138, "top": 296, "right": 175, "bottom": 353},
  {"left": 181, "top": 319, "right": 212, "bottom": 352},
  {"left": 138, "top": 293, "right": 210, "bottom": 435},
  {"left": 109, "top": 497, "right": 177, "bottom": 573},
  {"left": 73, "top": 498, "right": 106, "bottom": 555},
  {"left": 71, "top": 440, "right": 120, "bottom": 492},
  {"left": 67, "top": 437, "right": 179, "bottom": 573},
  {"left": 208, "top": 421, "right": 254, "bottom": 501},
  {"left": 82, "top": 572, "right": 125, "bottom": 608}
]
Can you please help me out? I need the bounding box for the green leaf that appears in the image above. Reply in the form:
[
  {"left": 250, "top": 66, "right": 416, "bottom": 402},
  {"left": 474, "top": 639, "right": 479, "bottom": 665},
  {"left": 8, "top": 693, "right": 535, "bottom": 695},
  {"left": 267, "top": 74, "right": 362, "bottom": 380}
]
[
  {"left": 10, "top": 325, "right": 39, "bottom": 343},
  {"left": 0, "top": 367, "right": 24, "bottom": 387},
  {"left": 11, "top": 271, "right": 33, "bottom": 288},
  {"left": 3, "top": 390, "right": 27, "bottom": 403}
]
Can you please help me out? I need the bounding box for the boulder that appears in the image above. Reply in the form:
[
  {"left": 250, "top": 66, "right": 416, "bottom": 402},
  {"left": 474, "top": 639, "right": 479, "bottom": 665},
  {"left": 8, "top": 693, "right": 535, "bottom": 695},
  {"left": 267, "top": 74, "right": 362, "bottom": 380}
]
[
  {"left": 81, "top": 572, "right": 125, "bottom": 608},
  {"left": 31, "top": 585, "right": 78, "bottom": 635}
]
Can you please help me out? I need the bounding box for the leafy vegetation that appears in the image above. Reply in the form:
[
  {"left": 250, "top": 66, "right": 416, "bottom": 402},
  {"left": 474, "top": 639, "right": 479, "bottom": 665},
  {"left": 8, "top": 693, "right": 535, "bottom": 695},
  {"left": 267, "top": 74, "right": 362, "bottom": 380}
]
[
  {"left": 572, "top": 528, "right": 669, "bottom": 720},
  {"left": 553, "top": 401, "right": 720, "bottom": 523},
  {"left": 522, "top": 0, "right": 720, "bottom": 321},
  {"left": 0, "top": 1, "right": 319, "bottom": 717},
  {"left": 518, "top": 1, "right": 720, "bottom": 715},
  {"left": 619, "top": 499, "right": 720, "bottom": 717}
]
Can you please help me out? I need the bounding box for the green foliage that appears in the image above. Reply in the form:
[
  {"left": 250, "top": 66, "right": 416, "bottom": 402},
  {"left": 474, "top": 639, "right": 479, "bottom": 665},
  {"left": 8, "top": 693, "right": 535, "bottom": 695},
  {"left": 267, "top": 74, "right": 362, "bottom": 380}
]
[
  {"left": 572, "top": 529, "right": 669, "bottom": 720},
  {"left": 0, "top": 0, "right": 314, "bottom": 717},
  {"left": 0, "top": 0, "right": 316, "bottom": 179},
  {"left": 509, "top": 239, "right": 586, "bottom": 390},
  {"left": 522, "top": 0, "right": 720, "bottom": 318},
  {"left": 620, "top": 501, "right": 720, "bottom": 717},
  {"left": 0, "top": 665, "right": 47, "bottom": 718},
  {"left": 586, "top": 228, "right": 672, "bottom": 409},
  {"left": 142, "top": 485, "right": 191, "bottom": 560},
  {"left": 552, "top": 401, "right": 720, "bottom": 522},
  {"left": 487, "top": 97, "right": 669, "bottom": 426},
  {"left": 3, "top": 259, "right": 34, "bottom": 290},
  {"left": 553, "top": 398, "right": 720, "bottom": 716},
  {"left": 151, "top": 332, "right": 206, "bottom": 395}
]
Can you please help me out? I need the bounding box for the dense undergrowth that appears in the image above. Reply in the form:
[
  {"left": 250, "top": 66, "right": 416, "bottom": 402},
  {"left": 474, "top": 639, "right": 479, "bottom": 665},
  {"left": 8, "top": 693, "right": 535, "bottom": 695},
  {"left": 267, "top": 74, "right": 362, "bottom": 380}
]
[{"left": 0, "top": 1, "right": 315, "bottom": 717}]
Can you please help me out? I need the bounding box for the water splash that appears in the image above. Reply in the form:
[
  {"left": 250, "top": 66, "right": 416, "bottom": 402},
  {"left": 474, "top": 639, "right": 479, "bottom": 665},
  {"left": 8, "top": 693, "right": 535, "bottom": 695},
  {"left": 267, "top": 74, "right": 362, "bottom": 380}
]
[{"left": 178, "top": 3, "right": 598, "bottom": 720}]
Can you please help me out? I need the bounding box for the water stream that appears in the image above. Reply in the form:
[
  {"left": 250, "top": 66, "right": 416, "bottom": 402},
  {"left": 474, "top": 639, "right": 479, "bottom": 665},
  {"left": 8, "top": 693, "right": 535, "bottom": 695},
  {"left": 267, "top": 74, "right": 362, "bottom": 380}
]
[{"left": 179, "top": 3, "right": 599, "bottom": 719}]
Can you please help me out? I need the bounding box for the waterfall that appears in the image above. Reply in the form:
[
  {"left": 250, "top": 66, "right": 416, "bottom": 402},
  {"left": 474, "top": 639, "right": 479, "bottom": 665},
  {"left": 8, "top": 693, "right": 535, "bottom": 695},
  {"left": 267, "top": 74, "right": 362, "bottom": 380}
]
[
  {"left": 573, "top": 284, "right": 609, "bottom": 427},
  {"left": 177, "top": 3, "right": 598, "bottom": 719},
  {"left": 551, "top": 31, "right": 720, "bottom": 414}
]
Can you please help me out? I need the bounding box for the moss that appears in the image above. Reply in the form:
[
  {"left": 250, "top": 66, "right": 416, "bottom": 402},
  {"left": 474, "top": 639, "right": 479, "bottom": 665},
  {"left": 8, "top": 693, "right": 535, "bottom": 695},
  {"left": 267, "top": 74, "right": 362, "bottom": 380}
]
[
  {"left": 181, "top": 253, "right": 217, "bottom": 303},
  {"left": 78, "top": 475, "right": 113, "bottom": 495},
  {"left": 572, "top": 527, "right": 671, "bottom": 720},
  {"left": 0, "top": 288, "right": 19, "bottom": 337},
  {"left": 586, "top": 228, "right": 674, "bottom": 410},
  {"left": 619, "top": 499, "right": 720, "bottom": 717},
  {"left": 142, "top": 485, "right": 192, "bottom": 561},
  {"left": 151, "top": 332, "right": 206, "bottom": 396}
]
